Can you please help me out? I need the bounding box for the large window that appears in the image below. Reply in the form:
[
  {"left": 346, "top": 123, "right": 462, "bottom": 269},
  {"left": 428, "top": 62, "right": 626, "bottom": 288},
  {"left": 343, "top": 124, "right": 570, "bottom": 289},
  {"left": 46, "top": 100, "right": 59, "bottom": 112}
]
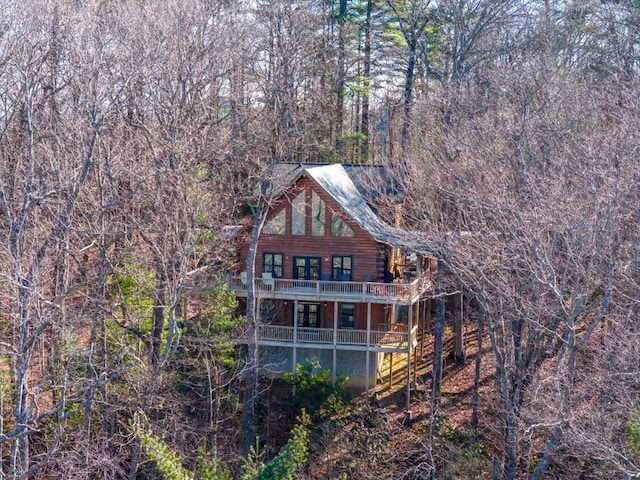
[
  {"left": 340, "top": 304, "right": 355, "bottom": 329},
  {"left": 293, "top": 256, "right": 321, "bottom": 280},
  {"left": 332, "top": 255, "right": 352, "bottom": 281},
  {"left": 311, "top": 190, "right": 325, "bottom": 236},
  {"left": 297, "top": 302, "right": 320, "bottom": 327},
  {"left": 331, "top": 211, "right": 354, "bottom": 237},
  {"left": 264, "top": 209, "right": 286, "bottom": 235},
  {"left": 292, "top": 190, "right": 306, "bottom": 235},
  {"left": 263, "top": 252, "right": 283, "bottom": 278}
]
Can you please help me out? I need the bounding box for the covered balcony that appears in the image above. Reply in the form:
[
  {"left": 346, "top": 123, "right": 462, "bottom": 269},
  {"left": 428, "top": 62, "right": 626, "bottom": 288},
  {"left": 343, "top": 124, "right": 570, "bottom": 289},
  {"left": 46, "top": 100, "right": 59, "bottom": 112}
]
[
  {"left": 236, "top": 322, "right": 418, "bottom": 353},
  {"left": 227, "top": 275, "right": 431, "bottom": 305}
]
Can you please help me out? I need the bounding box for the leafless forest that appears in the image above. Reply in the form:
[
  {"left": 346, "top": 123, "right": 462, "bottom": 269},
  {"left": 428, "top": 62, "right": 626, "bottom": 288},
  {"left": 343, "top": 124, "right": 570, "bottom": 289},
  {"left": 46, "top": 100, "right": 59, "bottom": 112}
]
[{"left": 0, "top": 0, "right": 639, "bottom": 478}]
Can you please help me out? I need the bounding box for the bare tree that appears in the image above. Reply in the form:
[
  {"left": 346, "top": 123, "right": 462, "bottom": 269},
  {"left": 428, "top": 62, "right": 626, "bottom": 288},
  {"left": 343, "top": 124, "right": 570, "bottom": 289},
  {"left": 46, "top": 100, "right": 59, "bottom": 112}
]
[
  {"left": 406, "top": 54, "right": 640, "bottom": 478},
  {"left": 0, "top": 1, "right": 125, "bottom": 475}
]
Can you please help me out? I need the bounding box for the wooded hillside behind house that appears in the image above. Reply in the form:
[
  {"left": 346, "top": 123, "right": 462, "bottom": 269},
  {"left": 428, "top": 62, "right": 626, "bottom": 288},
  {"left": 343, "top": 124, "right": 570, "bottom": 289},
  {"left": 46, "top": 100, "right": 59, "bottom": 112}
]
[{"left": 0, "top": 0, "right": 639, "bottom": 478}]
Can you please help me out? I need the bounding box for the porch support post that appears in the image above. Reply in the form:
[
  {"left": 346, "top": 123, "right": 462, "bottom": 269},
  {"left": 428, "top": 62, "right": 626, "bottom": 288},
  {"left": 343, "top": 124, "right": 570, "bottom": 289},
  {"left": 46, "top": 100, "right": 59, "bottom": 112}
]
[
  {"left": 413, "top": 302, "right": 419, "bottom": 385},
  {"left": 332, "top": 301, "right": 338, "bottom": 387},
  {"left": 417, "top": 299, "right": 423, "bottom": 359},
  {"left": 406, "top": 300, "right": 413, "bottom": 413},
  {"left": 413, "top": 341, "right": 418, "bottom": 385},
  {"left": 365, "top": 302, "right": 372, "bottom": 403},
  {"left": 293, "top": 299, "right": 298, "bottom": 378}
]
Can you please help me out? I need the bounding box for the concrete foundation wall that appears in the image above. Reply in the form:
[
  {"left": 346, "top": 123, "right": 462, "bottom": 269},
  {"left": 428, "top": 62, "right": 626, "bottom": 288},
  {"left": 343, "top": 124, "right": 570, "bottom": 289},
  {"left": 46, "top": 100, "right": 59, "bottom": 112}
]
[{"left": 258, "top": 345, "right": 379, "bottom": 392}]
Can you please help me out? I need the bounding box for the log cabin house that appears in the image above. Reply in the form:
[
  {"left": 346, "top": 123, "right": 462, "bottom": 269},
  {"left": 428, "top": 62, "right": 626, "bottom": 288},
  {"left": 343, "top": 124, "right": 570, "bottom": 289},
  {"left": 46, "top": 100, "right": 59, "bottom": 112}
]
[{"left": 229, "top": 163, "right": 436, "bottom": 398}]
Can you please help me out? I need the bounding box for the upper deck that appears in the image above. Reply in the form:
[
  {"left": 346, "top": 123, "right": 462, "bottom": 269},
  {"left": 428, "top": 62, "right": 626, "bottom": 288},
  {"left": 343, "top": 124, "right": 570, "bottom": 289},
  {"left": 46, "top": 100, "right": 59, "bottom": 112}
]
[{"left": 227, "top": 275, "right": 432, "bottom": 305}]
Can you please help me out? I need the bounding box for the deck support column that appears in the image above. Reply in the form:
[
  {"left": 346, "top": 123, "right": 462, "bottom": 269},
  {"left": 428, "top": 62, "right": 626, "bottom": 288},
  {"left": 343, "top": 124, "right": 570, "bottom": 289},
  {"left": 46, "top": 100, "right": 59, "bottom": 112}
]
[
  {"left": 365, "top": 302, "right": 371, "bottom": 403},
  {"left": 413, "top": 344, "right": 418, "bottom": 385},
  {"left": 293, "top": 299, "right": 298, "bottom": 381},
  {"left": 417, "top": 299, "right": 423, "bottom": 359},
  {"left": 406, "top": 300, "right": 413, "bottom": 413},
  {"left": 332, "top": 301, "right": 338, "bottom": 387}
]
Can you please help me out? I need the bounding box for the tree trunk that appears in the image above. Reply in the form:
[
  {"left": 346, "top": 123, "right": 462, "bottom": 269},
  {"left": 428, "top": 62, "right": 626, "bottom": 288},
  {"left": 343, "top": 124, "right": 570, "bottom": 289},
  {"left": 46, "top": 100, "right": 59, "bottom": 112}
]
[
  {"left": 335, "top": 0, "right": 348, "bottom": 156},
  {"left": 453, "top": 293, "right": 465, "bottom": 364},
  {"left": 471, "top": 309, "right": 484, "bottom": 437},
  {"left": 243, "top": 206, "right": 267, "bottom": 455},
  {"left": 360, "top": 0, "right": 372, "bottom": 161},
  {"left": 150, "top": 266, "right": 166, "bottom": 370},
  {"left": 401, "top": 41, "right": 416, "bottom": 164}
]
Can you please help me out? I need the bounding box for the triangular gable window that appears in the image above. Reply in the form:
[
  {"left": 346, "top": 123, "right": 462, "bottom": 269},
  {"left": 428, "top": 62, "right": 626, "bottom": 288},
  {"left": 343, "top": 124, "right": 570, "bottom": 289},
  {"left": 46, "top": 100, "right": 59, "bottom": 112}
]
[
  {"left": 331, "top": 211, "right": 354, "bottom": 237},
  {"left": 292, "top": 190, "right": 306, "bottom": 235},
  {"left": 311, "top": 190, "right": 325, "bottom": 236},
  {"left": 264, "top": 209, "right": 286, "bottom": 235}
]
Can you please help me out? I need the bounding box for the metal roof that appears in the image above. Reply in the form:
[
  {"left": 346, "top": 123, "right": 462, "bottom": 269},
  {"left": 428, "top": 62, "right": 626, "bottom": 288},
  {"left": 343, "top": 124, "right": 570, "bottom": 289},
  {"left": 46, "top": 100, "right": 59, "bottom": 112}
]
[
  {"left": 269, "top": 162, "right": 400, "bottom": 201},
  {"left": 302, "top": 164, "right": 436, "bottom": 256}
]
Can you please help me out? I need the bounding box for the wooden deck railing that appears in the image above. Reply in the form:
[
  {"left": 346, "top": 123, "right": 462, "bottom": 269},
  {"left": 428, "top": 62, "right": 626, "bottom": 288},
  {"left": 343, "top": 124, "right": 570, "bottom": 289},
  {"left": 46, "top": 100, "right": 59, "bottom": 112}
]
[
  {"left": 228, "top": 276, "right": 430, "bottom": 304},
  {"left": 236, "top": 324, "right": 418, "bottom": 351}
]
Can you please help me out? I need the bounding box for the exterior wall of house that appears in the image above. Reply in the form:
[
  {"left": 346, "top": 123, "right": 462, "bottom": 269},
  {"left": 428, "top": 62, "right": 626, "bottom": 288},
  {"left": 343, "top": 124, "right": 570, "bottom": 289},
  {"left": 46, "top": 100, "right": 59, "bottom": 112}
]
[
  {"left": 269, "top": 301, "right": 388, "bottom": 330},
  {"left": 238, "top": 177, "right": 389, "bottom": 283},
  {"left": 246, "top": 298, "right": 392, "bottom": 330}
]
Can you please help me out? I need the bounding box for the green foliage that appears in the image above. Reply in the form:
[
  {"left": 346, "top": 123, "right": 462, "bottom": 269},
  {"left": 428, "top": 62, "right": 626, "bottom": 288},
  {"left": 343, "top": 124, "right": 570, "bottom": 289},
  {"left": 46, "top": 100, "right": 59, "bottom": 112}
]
[
  {"left": 140, "top": 432, "right": 194, "bottom": 480},
  {"left": 257, "top": 411, "right": 311, "bottom": 480},
  {"left": 382, "top": 23, "right": 407, "bottom": 48},
  {"left": 135, "top": 407, "right": 310, "bottom": 480},
  {"left": 627, "top": 406, "right": 640, "bottom": 453},
  {"left": 282, "top": 357, "right": 350, "bottom": 414},
  {"left": 173, "top": 285, "right": 243, "bottom": 422},
  {"left": 341, "top": 130, "right": 367, "bottom": 142},
  {"left": 135, "top": 413, "right": 234, "bottom": 480},
  {"left": 0, "top": 356, "right": 13, "bottom": 406},
  {"left": 242, "top": 412, "right": 311, "bottom": 480},
  {"left": 185, "top": 284, "right": 242, "bottom": 368},
  {"left": 134, "top": 412, "right": 194, "bottom": 480},
  {"left": 239, "top": 438, "right": 266, "bottom": 479},
  {"left": 191, "top": 164, "right": 211, "bottom": 181},
  {"left": 105, "top": 256, "right": 168, "bottom": 364},
  {"left": 197, "top": 444, "right": 233, "bottom": 480},
  {"left": 434, "top": 412, "right": 475, "bottom": 446},
  {"left": 107, "top": 257, "right": 156, "bottom": 324}
]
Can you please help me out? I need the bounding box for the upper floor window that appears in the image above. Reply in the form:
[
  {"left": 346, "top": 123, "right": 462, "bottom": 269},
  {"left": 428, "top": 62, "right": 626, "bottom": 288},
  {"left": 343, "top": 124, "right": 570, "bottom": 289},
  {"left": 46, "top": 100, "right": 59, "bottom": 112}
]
[
  {"left": 264, "top": 209, "right": 285, "bottom": 235},
  {"left": 331, "top": 211, "right": 354, "bottom": 237},
  {"left": 294, "top": 256, "right": 321, "bottom": 280},
  {"left": 340, "top": 304, "right": 355, "bottom": 329},
  {"left": 263, "top": 252, "right": 284, "bottom": 278},
  {"left": 292, "top": 191, "right": 306, "bottom": 235},
  {"left": 311, "top": 191, "right": 325, "bottom": 236},
  {"left": 332, "top": 255, "right": 352, "bottom": 281}
]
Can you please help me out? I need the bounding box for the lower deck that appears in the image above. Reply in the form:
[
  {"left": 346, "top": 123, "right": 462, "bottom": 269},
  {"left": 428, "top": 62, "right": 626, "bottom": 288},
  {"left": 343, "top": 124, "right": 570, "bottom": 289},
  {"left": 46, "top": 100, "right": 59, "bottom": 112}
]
[{"left": 237, "top": 323, "right": 417, "bottom": 353}]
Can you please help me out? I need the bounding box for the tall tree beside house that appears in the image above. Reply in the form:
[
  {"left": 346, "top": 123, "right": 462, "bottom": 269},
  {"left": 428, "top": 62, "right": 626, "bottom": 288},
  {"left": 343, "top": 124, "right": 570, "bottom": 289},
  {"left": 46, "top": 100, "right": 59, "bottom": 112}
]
[
  {"left": 359, "top": 0, "right": 374, "bottom": 161},
  {"left": 430, "top": 0, "right": 524, "bottom": 125},
  {"left": 384, "top": 0, "right": 434, "bottom": 165},
  {"left": 406, "top": 52, "right": 640, "bottom": 478},
  {"left": 0, "top": 0, "right": 245, "bottom": 476},
  {"left": 95, "top": 2, "right": 244, "bottom": 475},
  {"left": 0, "top": 1, "right": 127, "bottom": 476}
]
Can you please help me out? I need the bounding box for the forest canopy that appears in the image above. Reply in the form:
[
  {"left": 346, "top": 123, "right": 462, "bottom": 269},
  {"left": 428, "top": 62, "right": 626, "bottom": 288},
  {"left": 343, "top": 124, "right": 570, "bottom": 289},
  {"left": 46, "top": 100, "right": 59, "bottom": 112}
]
[{"left": 0, "top": 0, "right": 638, "bottom": 478}]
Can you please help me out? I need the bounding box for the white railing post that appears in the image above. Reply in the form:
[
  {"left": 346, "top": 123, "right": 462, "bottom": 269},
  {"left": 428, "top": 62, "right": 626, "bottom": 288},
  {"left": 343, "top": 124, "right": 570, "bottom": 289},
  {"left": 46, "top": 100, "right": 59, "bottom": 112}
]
[
  {"left": 332, "top": 301, "right": 338, "bottom": 386},
  {"left": 293, "top": 299, "right": 298, "bottom": 378},
  {"left": 365, "top": 302, "right": 372, "bottom": 403}
]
